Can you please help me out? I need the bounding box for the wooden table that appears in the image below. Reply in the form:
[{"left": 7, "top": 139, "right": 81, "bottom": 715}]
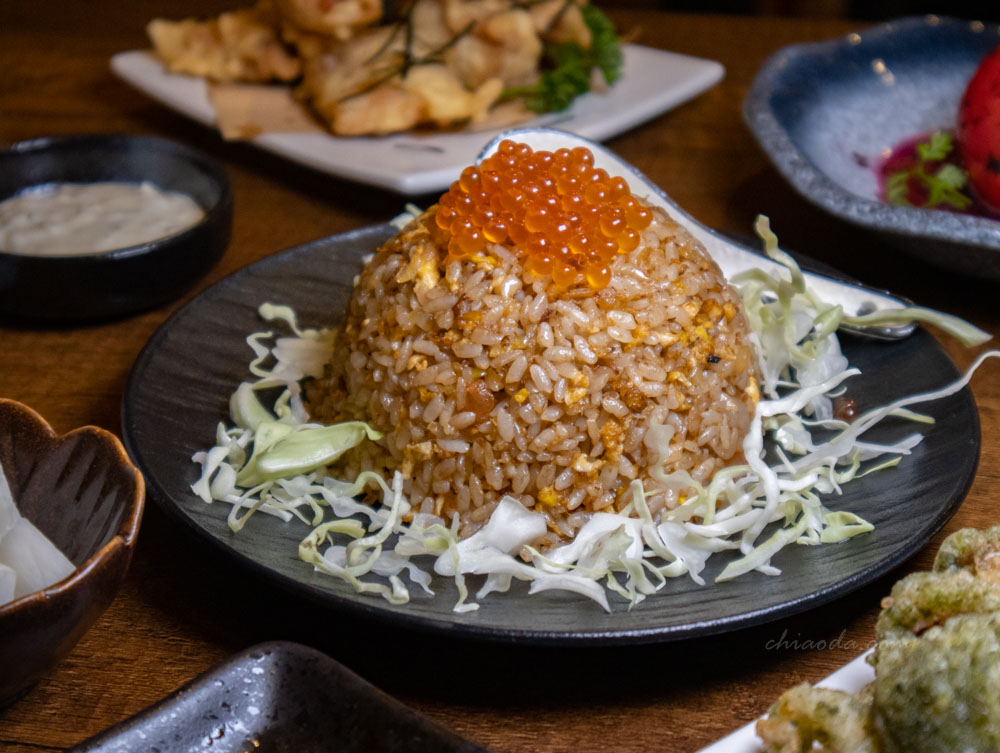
[{"left": 1, "top": 4, "right": 997, "bottom": 752}]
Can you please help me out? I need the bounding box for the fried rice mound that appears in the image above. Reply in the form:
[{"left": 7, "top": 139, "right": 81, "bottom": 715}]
[{"left": 306, "top": 202, "right": 760, "bottom": 545}]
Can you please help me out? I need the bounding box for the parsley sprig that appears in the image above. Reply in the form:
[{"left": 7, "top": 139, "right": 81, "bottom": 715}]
[
  {"left": 503, "top": 4, "right": 623, "bottom": 114},
  {"left": 886, "top": 131, "right": 972, "bottom": 211}
]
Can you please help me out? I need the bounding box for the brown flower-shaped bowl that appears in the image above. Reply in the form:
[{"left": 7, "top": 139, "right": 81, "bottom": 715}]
[{"left": 0, "top": 399, "right": 144, "bottom": 706}]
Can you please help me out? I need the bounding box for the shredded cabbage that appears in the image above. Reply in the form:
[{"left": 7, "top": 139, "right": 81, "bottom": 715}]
[{"left": 190, "top": 216, "right": 997, "bottom": 612}]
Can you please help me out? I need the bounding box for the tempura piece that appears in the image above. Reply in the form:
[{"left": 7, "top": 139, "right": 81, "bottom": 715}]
[
  {"left": 756, "top": 684, "right": 877, "bottom": 753},
  {"left": 148, "top": 0, "right": 301, "bottom": 83},
  {"left": 874, "top": 569, "right": 1000, "bottom": 640},
  {"left": 934, "top": 523, "right": 1000, "bottom": 584},
  {"left": 872, "top": 613, "right": 1000, "bottom": 752},
  {"left": 757, "top": 525, "right": 1000, "bottom": 753}
]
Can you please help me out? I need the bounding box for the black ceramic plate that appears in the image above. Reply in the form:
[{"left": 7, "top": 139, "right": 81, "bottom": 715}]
[
  {"left": 122, "top": 225, "right": 980, "bottom": 646},
  {"left": 744, "top": 16, "right": 1000, "bottom": 279},
  {"left": 69, "top": 641, "right": 488, "bottom": 753}
]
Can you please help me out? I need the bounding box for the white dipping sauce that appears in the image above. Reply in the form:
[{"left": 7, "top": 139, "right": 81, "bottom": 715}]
[{"left": 0, "top": 182, "right": 205, "bottom": 255}]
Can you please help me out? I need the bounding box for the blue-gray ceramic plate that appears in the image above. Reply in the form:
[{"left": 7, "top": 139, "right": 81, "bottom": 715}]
[
  {"left": 120, "top": 225, "right": 980, "bottom": 645},
  {"left": 744, "top": 16, "right": 1000, "bottom": 279}
]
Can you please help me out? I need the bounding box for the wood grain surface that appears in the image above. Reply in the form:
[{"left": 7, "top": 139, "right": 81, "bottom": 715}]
[{"left": 1, "top": 4, "right": 998, "bottom": 752}]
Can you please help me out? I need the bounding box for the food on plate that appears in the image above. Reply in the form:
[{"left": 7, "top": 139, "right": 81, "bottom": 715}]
[
  {"left": 305, "top": 141, "right": 759, "bottom": 544},
  {"left": 273, "top": 0, "right": 382, "bottom": 40},
  {"left": 192, "top": 140, "right": 992, "bottom": 612},
  {"left": 756, "top": 525, "right": 1000, "bottom": 753},
  {"left": 148, "top": 1, "right": 302, "bottom": 84},
  {"left": 879, "top": 130, "right": 977, "bottom": 213},
  {"left": 958, "top": 43, "right": 1000, "bottom": 212},
  {"left": 0, "top": 182, "right": 205, "bottom": 255},
  {"left": 755, "top": 684, "right": 876, "bottom": 753},
  {"left": 147, "top": 0, "right": 622, "bottom": 136},
  {"left": 0, "top": 460, "right": 75, "bottom": 606},
  {"left": 880, "top": 43, "right": 1000, "bottom": 217}
]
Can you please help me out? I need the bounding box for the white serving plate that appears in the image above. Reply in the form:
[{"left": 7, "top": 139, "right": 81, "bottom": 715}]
[
  {"left": 696, "top": 650, "right": 874, "bottom": 753},
  {"left": 111, "top": 45, "right": 723, "bottom": 195}
]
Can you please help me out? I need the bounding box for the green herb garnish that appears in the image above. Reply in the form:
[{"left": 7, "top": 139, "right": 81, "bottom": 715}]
[
  {"left": 502, "top": 4, "right": 623, "bottom": 114},
  {"left": 916, "top": 130, "right": 953, "bottom": 160},
  {"left": 886, "top": 130, "right": 972, "bottom": 211}
]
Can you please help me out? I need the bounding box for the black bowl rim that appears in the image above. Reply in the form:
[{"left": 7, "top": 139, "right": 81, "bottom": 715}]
[
  {"left": 743, "top": 15, "right": 1000, "bottom": 251},
  {"left": 0, "top": 132, "right": 232, "bottom": 262},
  {"left": 0, "top": 398, "right": 146, "bottom": 618}
]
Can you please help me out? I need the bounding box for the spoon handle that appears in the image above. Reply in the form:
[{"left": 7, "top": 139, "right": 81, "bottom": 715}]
[{"left": 683, "top": 223, "right": 915, "bottom": 341}]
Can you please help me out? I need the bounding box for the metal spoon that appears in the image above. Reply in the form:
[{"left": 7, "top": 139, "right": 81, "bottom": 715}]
[{"left": 478, "top": 127, "right": 915, "bottom": 340}]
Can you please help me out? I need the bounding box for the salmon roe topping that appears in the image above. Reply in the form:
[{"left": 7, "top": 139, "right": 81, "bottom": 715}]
[{"left": 435, "top": 140, "right": 653, "bottom": 290}]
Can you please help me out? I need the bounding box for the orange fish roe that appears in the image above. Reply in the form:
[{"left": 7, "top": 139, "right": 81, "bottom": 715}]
[{"left": 434, "top": 140, "right": 653, "bottom": 290}]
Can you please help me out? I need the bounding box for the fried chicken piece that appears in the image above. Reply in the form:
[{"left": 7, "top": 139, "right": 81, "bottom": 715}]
[
  {"left": 325, "top": 63, "right": 501, "bottom": 136},
  {"left": 150, "top": 0, "right": 602, "bottom": 136},
  {"left": 439, "top": 0, "right": 590, "bottom": 48},
  {"left": 756, "top": 684, "right": 877, "bottom": 753},
  {"left": 297, "top": 6, "right": 504, "bottom": 136},
  {"left": 446, "top": 7, "right": 543, "bottom": 90},
  {"left": 437, "top": 0, "right": 590, "bottom": 90},
  {"left": 528, "top": 0, "right": 593, "bottom": 47},
  {"left": 148, "top": 1, "right": 301, "bottom": 83},
  {"left": 439, "top": 0, "right": 507, "bottom": 29},
  {"left": 275, "top": 0, "right": 381, "bottom": 39}
]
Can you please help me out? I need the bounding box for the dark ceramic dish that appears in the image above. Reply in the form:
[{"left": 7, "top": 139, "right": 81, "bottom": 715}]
[
  {"left": 70, "top": 641, "right": 488, "bottom": 753},
  {"left": 0, "top": 133, "right": 232, "bottom": 322},
  {"left": 0, "top": 399, "right": 145, "bottom": 706},
  {"left": 121, "top": 225, "right": 980, "bottom": 646},
  {"left": 744, "top": 16, "right": 1000, "bottom": 279}
]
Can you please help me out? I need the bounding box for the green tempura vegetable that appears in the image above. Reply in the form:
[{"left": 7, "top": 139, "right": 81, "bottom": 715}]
[{"left": 758, "top": 525, "right": 1000, "bottom": 753}]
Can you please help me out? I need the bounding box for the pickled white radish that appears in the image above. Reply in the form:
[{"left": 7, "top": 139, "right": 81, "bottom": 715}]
[
  {"left": 0, "top": 461, "right": 76, "bottom": 605},
  {"left": 0, "top": 563, "right": 14, "bottom": 604}
]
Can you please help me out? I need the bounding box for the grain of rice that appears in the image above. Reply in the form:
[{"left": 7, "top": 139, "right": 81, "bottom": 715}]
[
  {"left": 529, "top": 365, "right": 553, "bottom": 394},
  {"left": 555, "top": 468, "right": 574, "bottom": 490},
  {"left": 452, "top": 342, "right": 483, "bottom": 359},
  {"left": 450, "top": 411, "right": 477, "bottom": 430},
  {"left": 506, "top": 355, "right": 528, "bottom": 383},
  {"left": 543, "top": 346, "right": 574, "bottom": 363}
]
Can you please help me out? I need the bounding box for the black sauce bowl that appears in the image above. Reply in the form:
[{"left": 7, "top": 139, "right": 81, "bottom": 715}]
[{"left": 0, "top": 134, "right": 232, "bottom": 322}]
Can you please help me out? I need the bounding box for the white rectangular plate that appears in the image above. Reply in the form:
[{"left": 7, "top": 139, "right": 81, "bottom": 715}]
[
  {"left": 696, "top": 650, "right": 875, "bottom": 753},
  {"left": 110, "top": 45, "right": 723, "bottom": 195}
]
